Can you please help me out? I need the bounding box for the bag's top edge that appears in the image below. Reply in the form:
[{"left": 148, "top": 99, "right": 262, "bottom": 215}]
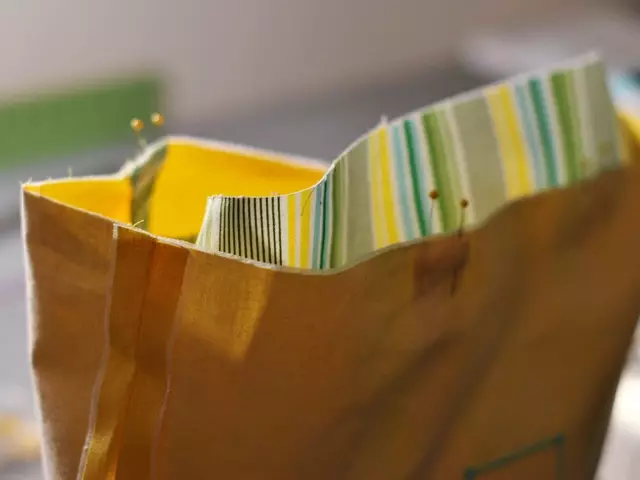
[
  {"left": 24, "top": 51, "right": 626, "bottom": 275},
  {"left": 206, "top": 51, "right": 606, "bottom": 203},
  {"left": 21, "top": 134, "right": 327, "bottom": 189},
  {"left": 119, "top": 135, "right": 327, "bottom": 178},
  {"left": 88, "top": 162, "right": 640, "bottom": 278},
  {"left": 20, "top": 184, "right": 451, "bottom": 277}
]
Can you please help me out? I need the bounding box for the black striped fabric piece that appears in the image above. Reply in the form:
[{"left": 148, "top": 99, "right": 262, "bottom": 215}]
[{"left": 218, "top": 197, "right": 282, "bottom": 265}]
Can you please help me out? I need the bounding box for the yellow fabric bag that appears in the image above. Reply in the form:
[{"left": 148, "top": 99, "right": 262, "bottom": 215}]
[{"left": 22, "top": 62, "right": 640, "bottom": 479}]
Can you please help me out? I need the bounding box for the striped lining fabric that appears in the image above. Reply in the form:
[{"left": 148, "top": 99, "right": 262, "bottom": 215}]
[
  {"left": 197, "top": 55, "right": 623, "bottom": 270},
  {"left": 128, "top": 145, "right": 168, "bottom": 229}
]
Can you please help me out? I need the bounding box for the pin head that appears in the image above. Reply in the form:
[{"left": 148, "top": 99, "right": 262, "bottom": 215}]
[
  {"left": 429, "top": 190, "right": 439, "bottom": 200},
  {"left": 460, "top": 199, "right": 469, "bottom": 209},
  {"left": 151, "top": 112, "right": 165, "bottom": 127},
  {"left": 130, "top": 118, "right": 144, "bottom": 133}
]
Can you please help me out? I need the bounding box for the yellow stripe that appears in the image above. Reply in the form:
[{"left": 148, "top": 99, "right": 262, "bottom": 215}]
[
  {"left": 299, "top": 191, "right": 312, "bottom": 268},
  {"left": 488, "top": 85, "right": 534, "bottom": 198},
  {"left": 619, "top": 110, "right": 640, "bottom": 165},
  {"left": 368, "top": 128, "right": 387, "bottom": 249},
  {"left": 378, "top": 127, "right": 400, "bottom": 245},
  {"left": 287, "top": 195, "right": 297, "bottom": 267}
]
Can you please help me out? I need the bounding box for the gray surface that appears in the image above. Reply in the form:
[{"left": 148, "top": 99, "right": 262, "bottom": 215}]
[{"left": 180, "top": 63, "right": 486, "bottom": 161}]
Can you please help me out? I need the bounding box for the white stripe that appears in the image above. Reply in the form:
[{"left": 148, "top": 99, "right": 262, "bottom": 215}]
[
  {"left": 254, "top": 198, "right": 263, "bottom": 262},
  {"left": 315, "top": 185, "right": 323, "bottom": 268},
  {"left": 250, "top": 198, "right": 258, "bottom": 261},
  {"left": 237, "top": 199, "right": 245, "bottom": 257},
  {"left": 308, "top": 190, "right": 316, "bottom": 268},
  {"left": 280, "top": 196, "right": 289, "bottom": 266},
  {"left": 209, "top": 197, "right": 221, "bottom": 251},
  {"left": 294, "top": 193, "right": 301, "bottom": 268}
]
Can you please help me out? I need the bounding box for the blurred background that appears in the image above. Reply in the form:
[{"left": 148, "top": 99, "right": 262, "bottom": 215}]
[{"left": 1, "top": 1, "right": 640, "bottom": 478}]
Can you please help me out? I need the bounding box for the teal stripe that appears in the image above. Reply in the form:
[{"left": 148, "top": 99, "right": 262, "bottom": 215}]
[
  {"left": 312, "top": 181, "right": 324, "bottom": 268},
  {"left": 515, "top": 84, "right": 546, "bottom": 188},
  {"left": 529, "top": 78, "right": 559, "bottom": 187},
  {"left": 404, "top": 119, "right": 429, "bottom": 236},
  {"left": 551, "top": 72, "right": 580, "bottom": 183},
  {"left": 392, "top": 123, "right": 417, "bottom": 240},
  {"left": 319, "top": 175, "right": 331, "bottom": 269},
  {"left": 422, "top": 111, "right": 455, "bottom": 232}
]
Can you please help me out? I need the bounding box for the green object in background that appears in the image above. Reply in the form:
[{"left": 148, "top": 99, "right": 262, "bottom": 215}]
[{"left": 0, "top": 77, "right": 161, "bottom": 169}]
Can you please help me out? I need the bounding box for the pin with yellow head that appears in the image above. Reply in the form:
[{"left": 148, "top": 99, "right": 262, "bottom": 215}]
[{"left": 130, "top": 112, "right": 165, "bottom": 152}]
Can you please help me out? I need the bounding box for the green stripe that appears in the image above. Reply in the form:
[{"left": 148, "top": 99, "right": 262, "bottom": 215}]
[
  {"left": 403, "top": 120, "right": 428, "bottom": 236},
  {"left": 565, "top": 70, "right": 586, "bottom": 179},
  {"left": 436, "top": 108, "right": 463, "bottom": 213},
  {"left": 0, "top": 77, "right": 160, "bottom": 169},
  {"left": 346, "top": 140, "right": 373, "bottom": 261},
  {"left": 422, "top": 111, "right": 455, "bottom": 232},
  {"left": 551, "top": 72, "right": 580, "bottom": 183},
  {"left": 330, "top": 163, "right": 341, "bottom": 267},
  {"left": 529, "top": 78, "right": 559, "bottom": 187}
]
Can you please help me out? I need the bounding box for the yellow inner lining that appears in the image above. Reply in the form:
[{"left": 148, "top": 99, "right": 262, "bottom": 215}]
[{"left": 25, "top": 141, "right": 326, "bottom": 239}]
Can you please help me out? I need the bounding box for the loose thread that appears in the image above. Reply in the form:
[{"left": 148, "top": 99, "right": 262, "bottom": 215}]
[{"left": 300, "top": 189, "right": 323, "bottom": 217}]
